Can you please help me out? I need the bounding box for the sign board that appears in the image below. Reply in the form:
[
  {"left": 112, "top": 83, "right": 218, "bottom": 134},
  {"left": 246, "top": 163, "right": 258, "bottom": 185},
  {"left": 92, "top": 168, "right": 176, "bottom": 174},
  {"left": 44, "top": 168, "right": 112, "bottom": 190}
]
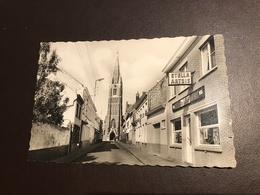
[
  {"left": 168, "top": 72, "right": 192, "bottom": 86},
  {"left": 172, "top": 86, "right": 205, "bottom": 112}
]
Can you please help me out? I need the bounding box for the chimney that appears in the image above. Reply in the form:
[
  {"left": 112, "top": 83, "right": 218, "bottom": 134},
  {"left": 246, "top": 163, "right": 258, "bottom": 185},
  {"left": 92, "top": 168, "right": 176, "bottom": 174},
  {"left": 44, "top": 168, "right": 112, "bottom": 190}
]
[{"left": 136, "top": 91, "right": 140, "bottom": 102}]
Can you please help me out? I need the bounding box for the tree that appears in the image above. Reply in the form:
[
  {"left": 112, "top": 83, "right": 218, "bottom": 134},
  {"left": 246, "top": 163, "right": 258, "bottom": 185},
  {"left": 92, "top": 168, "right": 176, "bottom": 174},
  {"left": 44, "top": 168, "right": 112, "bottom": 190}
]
[{"left": 32, "top": 42, "right": 69, "bottom": 126}]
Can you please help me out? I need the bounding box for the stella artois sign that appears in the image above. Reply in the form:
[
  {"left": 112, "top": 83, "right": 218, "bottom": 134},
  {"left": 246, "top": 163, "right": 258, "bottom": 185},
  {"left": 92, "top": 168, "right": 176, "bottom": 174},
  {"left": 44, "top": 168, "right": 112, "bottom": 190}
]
[{"left": 168, "top": 72, "right": 192, "bottom": 86}]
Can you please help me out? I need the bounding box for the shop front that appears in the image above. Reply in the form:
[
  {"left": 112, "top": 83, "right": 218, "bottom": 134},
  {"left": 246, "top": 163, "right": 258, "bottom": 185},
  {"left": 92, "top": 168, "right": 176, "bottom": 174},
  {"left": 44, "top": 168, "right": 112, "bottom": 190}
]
[{"left": 163, "top": 35, "right": 236, "bottom": 167}]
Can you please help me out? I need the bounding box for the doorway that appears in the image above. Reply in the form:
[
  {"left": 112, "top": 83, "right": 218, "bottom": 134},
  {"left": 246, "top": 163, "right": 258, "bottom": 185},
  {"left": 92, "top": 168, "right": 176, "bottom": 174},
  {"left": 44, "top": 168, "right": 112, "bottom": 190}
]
[
  {"left": 109, "top": 131, "right": 115, "bottom": 141},
  {"left": 184, "top": 116, "right": 193, "bottom": 164}
]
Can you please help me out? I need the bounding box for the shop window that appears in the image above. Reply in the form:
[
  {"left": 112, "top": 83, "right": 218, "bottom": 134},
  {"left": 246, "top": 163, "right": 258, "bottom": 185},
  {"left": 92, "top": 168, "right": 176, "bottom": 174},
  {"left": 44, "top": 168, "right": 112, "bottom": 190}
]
[
  {"left": 198, "top": 106, "right": 220, "bottom": 145},
  {"left": 171, "top": 118, "right": 182, "bottom": 144},
  {"left": 201, "top": 37, "right": 216, "bottom": 75}
]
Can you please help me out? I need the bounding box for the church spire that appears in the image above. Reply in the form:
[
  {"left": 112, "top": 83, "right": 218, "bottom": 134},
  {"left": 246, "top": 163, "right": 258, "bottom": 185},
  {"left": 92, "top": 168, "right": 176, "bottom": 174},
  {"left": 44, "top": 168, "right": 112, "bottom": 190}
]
[
  {"left": 104, "top": 50, "right": 123, "bottom": 141},
  {"left": 112, "top": 50, "right": 120, "bottom": 84}
]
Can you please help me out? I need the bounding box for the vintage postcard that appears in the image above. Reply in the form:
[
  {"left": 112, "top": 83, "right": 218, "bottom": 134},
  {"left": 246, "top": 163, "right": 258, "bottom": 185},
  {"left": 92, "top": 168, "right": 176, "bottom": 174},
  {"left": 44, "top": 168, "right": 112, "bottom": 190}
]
[{"left": 28, "top": 35, "right": 236, "bottom": 167}]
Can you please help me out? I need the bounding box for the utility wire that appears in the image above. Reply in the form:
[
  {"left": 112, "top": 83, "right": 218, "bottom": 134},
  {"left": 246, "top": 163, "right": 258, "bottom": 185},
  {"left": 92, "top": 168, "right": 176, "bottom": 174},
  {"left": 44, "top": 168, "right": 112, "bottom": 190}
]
[
  {"left": 52, "top": 76, "right": 77, "bottom": 94},
  {"left": 80, "top": 43, "right": 94, "bottom": 79},
  {"left": 57, "top": 65, "right": 85, "bottom": 88},
  {"left": 75, "top": 43, "right": 94, "bottom": 90},
  {"left": 75, "top": 43, "right": 91, "bottom": 84},
  {"left": 84, "top": 42, "right": 97, "bottom": 79}
]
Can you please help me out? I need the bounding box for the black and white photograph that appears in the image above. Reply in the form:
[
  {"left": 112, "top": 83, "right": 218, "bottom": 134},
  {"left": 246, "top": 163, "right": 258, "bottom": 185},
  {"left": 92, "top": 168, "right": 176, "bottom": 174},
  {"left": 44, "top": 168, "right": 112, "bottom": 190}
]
[
  {"left": 3, "top": 1, "right": 260, "bottom": 194},
  {"left": 28, "top": 35, "right": 236, "bottom": 168}
]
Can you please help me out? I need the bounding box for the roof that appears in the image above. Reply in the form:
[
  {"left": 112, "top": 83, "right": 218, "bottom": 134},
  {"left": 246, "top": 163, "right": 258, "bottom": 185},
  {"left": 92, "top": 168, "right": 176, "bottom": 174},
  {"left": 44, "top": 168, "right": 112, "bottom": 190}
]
[
  {"left": 135, "top": 92, "right": 147, "bottom": 110},
  {"left": 162, "top": 36, "right": 197, "bottom": 73}
]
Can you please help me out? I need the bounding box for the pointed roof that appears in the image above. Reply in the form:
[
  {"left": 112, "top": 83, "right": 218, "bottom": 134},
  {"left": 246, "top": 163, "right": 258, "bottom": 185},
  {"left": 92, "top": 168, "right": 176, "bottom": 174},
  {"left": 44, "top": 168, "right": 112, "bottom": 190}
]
[{"left": 112, "top": 51, "right": 121, "bottom": 84}]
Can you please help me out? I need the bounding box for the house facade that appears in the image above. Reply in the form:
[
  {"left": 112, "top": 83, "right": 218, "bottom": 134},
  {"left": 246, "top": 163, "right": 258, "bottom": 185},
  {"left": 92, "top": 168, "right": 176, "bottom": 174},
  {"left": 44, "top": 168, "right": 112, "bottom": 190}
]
[
  {"left": 61, "top": 85, "right": 84, "bottom": 153},
  {"left": 94, "top": 113, "right": 103, "bottom": 142},
  {"left": 135, "top": 92, "right": 148, "bottom": 148},
  {"left": 145, "top": 77, "right": 168, "bottom": 157},
  {"left": 122, "top": 35, "right": 236, "bottom": 167},
  {"left": 124, "top": 102, "right": 135, "bottom": 144},
  {"left": 81, "top": 87, "right": 98, "bottom": 147},
  {"left": 162, "top": 35, "right": 236, "bottom": 167}
]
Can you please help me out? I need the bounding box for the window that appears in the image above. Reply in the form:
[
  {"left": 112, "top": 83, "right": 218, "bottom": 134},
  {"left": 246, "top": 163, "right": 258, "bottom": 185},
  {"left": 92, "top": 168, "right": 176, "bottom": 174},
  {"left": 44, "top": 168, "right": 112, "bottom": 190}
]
[
  {"left": 170, "top": 86, "right": 176, "bottom": 99},
  {"left": 171, "top": 118, "right": 182, "bottom": 144},
  {"left": 111, "top": 119, "right": 116, "bottom": 128},
  {"left": 153, "top": 123, "right": 160, "bottom": 129},
  {"left": 113, "top": 89, "right": 117, "bottom": 96},
  {"left": 198, "top": 106, "right": 220, "bottom": 145},
  {"left": 75, "top": 103, "right": 81, "bottom": 119},
  {"left": 201, "top": 37, "right": 216, "bottom": 75},
  {"left": 161, "top": 120, "right": 166, "bottom": 129}
]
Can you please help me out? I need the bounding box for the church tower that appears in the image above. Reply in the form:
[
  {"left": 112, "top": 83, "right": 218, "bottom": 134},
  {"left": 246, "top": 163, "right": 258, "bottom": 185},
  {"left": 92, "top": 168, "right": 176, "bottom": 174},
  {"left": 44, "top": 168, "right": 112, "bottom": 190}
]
[{"left": 104, "top": 51, "right": 123, "bottom": 141}]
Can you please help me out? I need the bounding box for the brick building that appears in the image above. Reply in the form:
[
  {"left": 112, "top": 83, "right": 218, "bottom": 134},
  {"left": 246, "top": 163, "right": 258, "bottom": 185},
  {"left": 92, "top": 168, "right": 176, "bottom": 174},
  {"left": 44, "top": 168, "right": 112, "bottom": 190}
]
[
  {"left": 103, "top": 52, "right": 123, "bottom": 141},
  {"left": 124, "top": 78, "right": 168, "bottom": 156},
  {"left": 145, "top": 77, "right": 168, "bottom": 156},
  {"left": 162, "top": 35, "right": 236, "bottom": 167}
]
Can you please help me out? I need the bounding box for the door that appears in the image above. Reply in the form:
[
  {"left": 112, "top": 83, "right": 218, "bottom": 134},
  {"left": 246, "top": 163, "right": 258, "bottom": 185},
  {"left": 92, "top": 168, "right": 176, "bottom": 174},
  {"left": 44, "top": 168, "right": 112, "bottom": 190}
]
[
  {"left": 153, "top": 123, "right": 161, "bottom": 155},
  {"left": 184, "top": 116, "right": 193, "bottom": 164}
]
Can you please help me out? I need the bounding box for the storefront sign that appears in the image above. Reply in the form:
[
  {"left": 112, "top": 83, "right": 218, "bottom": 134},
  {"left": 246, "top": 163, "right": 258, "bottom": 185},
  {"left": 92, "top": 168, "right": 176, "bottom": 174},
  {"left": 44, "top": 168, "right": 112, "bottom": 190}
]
[
  {"left": 168, "top": 72, "right": 192, "bottom": 85},
  {"left": 172, "top": 86, "right": 205, "bottom": 112}
]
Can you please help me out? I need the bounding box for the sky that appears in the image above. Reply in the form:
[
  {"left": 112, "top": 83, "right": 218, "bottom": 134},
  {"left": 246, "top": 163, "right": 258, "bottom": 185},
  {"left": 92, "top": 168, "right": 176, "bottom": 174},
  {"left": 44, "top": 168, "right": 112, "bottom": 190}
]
[{"left": 49, "top": 37, "right": 187, "bottom": 120}]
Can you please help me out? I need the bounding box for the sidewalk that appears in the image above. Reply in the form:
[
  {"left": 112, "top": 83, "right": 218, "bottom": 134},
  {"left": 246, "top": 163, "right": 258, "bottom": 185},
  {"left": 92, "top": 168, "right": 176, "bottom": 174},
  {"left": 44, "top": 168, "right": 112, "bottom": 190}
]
[
  {"left": 118, "top": 141, "right": 187, "bottom": 167},
  {"left": 50, "top": 142, "right": 104, "bottom": 163}
]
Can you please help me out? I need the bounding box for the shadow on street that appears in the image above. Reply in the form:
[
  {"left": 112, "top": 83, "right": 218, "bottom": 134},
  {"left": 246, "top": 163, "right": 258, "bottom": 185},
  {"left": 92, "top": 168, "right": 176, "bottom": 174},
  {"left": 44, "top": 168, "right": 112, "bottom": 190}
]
[
  {"left": 88, "top": 141, "right": 119, "bottom": 153},
  {"left": 73, "top": 154, "right": 97, "bottom": 163},
  {"left": 73, "top": 141, "right": 120, "bottom": 163}
]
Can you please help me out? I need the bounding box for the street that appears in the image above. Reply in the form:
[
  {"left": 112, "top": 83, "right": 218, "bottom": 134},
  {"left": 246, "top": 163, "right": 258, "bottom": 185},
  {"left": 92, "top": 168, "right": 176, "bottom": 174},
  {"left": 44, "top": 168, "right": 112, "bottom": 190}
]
[
  {"left": 73, "top": 141, "right": 182, "bottom": 166},
  {"left": 73, "top": 141, "right": 144, "bottom": 165}
]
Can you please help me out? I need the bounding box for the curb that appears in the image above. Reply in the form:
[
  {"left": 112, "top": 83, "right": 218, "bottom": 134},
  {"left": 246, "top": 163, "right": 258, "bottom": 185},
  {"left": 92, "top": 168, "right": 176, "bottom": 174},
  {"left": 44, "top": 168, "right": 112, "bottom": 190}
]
[{"left": 116, "top": 142, "right": 145, "bottom": 165}]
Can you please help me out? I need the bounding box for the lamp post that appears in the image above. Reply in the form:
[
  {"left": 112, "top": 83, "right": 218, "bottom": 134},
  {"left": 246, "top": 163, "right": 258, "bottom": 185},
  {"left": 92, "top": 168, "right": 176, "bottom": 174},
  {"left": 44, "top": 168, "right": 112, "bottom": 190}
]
[{"left": 94, "top": 78, "right": 104, "bottom": 104}]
